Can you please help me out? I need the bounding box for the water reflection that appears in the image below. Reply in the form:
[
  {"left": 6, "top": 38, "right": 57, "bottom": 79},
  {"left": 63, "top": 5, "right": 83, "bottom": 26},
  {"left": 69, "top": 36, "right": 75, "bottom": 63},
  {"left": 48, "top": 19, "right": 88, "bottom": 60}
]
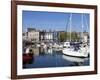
[{"left": 23, "top": 47, "right": 89, "bottom": 69}]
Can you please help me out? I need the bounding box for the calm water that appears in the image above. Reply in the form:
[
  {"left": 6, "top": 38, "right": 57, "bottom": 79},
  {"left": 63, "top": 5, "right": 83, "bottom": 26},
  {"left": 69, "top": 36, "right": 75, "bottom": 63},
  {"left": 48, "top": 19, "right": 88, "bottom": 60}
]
[{"left": 23, "top": 47, "right": 89, "bottom": 69}]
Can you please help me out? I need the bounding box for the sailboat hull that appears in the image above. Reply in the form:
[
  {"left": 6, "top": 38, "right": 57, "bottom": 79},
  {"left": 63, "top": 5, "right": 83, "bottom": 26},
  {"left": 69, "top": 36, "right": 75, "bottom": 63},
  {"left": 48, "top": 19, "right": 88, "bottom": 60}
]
[
  {"left": 62, "top": 49, "right": 89, "bottom": 58},
  {"left": 62, "top": 54, "right": 86, "bottom": 62}
]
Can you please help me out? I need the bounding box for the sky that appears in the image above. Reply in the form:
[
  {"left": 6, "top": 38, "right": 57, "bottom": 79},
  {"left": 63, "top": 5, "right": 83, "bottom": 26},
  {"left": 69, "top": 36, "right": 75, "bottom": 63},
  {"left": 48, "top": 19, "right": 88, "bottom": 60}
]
[{"left": 22, "top": 10, "right": 90, "bottom": 32}]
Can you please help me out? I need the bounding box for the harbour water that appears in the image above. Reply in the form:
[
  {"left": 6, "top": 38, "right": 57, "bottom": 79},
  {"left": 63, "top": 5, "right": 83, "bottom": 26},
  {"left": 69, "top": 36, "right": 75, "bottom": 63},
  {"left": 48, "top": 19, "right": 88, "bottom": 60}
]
[{"left": 23, "top": 47, "right": 89, "bottom": 69}]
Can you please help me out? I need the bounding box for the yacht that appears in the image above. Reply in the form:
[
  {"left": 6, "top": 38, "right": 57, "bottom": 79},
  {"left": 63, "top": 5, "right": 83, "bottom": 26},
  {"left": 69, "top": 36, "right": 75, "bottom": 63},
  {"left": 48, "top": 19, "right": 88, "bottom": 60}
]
[
  {"left": 62, "top": 54, "right": 86, "bottom": 62},
  {"left": 62, "top": 13, "right": 89, "bottom": 58},
  {"left": 62, "top": 46, "right": 89, "bottom": 58},
  {"left": 63, "top": 41, "right": 70, "bottom": 48}
]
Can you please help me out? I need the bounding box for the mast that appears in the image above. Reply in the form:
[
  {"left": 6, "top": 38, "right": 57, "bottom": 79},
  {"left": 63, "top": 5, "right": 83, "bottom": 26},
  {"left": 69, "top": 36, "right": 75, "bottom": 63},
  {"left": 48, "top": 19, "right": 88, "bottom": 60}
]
[
  {"left": 65, "top": 14, "right": 70, "bottom": 42},
  {"left": 84, "top": 14, "right": 89, "bottom": 32},
  {"left": 69, "top": 13, "right": 72, "bottom": 42},
  {"left": 84, "top": 14, "right": 89, "bottom": 43},
  {"left": 65, "top": 18, "right": 68, "bottom": 42},
  {"left": 82, "top": 14, "right": 84, "bottom": 42}
]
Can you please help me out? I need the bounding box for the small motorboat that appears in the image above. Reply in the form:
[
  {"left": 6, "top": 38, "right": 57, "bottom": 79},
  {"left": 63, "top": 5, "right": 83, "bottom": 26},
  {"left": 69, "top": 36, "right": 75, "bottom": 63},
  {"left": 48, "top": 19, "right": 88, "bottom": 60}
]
[{"left": 23, "top": 53, "right": 33, "bottom": 64}]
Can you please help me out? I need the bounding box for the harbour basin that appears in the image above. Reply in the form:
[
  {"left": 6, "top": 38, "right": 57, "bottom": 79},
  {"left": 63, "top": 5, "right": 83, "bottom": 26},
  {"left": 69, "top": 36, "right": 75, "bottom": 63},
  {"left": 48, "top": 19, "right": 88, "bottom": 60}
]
[{"left": 23, "top": 47, "right": 89, "bottom": 69}]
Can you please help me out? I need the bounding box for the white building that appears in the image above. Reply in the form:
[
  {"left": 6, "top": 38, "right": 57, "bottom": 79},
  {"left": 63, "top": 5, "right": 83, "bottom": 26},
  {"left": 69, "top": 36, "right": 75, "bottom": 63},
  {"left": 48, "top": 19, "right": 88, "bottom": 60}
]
[
  {"left": 22, "top": 32, "right": 28, "bottom": 41},
  {"left": 83, "top": 32, "right": 89, "bottom": 43},
  {"left": 23, "top": 28, "right": 40, "bottom": 42},
  {"left": 28, "top": 30, "right": 39, "bottom": 42},
  {"left": 44, "top": 32, "right": 53, "bottom": 42}
]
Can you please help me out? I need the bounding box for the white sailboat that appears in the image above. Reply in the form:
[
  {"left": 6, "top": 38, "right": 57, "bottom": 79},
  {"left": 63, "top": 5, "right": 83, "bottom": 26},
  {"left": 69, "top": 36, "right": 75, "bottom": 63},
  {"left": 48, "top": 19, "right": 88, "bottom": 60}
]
[
  {"left": 63, "top": 47, "right": 89, "bottom": 58},
  {"left": 62, "top": 54, "right": 86, "bottom": 62},
  {"left": 62, "top": 13, "right": 89, "bottom": 58}
]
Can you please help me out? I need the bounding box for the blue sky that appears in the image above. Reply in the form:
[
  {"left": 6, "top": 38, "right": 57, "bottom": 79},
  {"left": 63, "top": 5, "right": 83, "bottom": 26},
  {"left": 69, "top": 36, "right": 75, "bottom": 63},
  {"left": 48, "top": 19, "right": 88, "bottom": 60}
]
[{"left": 22, "top": 10, "right": 90, "bottom": 32}]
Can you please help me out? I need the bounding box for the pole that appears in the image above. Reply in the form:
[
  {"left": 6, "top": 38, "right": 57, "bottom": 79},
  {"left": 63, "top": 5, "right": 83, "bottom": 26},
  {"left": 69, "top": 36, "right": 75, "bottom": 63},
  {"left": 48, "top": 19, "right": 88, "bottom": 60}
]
[
  {"left": 82, "top": 14, "right": 84, "bottom": 43},
  {"left": 69, "top": 13, "right": 72, "bottom": 42}
]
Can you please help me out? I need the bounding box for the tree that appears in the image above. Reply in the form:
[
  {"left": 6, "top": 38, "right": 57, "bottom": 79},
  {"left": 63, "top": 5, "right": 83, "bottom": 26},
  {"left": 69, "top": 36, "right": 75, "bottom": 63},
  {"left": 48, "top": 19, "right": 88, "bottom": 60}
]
[
  {"left": 58, "top": 31, "right": 81, "bottom": 42},
  {"left": 58, "top": 32, "right": 70, "bottom": 42},
  {"left": 58, "top": 32, "right": 65, "bottom": 42}
]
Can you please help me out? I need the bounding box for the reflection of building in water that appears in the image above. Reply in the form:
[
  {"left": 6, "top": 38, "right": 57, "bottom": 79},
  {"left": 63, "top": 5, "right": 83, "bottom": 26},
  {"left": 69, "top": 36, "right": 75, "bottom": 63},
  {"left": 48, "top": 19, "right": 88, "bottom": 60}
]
[
  {"left": 40, "top": 48, "right": 44, "bottom": 53},
  {"left": 47, "top": 48, "right": 53, "bottom": 54},
  {"left": 31, "top": 47, "right": 39, "bottom": 56},
  {"left": 39, "top": 48, "right": 53, "bottom": 55}
]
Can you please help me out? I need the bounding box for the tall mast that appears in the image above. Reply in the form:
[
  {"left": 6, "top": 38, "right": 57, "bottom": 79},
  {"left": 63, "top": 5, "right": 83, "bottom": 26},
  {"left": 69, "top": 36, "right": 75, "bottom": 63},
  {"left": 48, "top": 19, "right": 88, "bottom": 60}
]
[
  {"left": 65, "top": 14, "right": 70, "bottom": 41},
  {"left": 69, "top": 13, "right": 72, "bottom": 42},
  {"left": 84, "top": 14, "right": 89, "bottom": 43},
  {"left": 84, "top": 14, "right": 89, "bottom": 32},
  {"left": 82, "top": 14, "right": 84, "bottom": 42}
]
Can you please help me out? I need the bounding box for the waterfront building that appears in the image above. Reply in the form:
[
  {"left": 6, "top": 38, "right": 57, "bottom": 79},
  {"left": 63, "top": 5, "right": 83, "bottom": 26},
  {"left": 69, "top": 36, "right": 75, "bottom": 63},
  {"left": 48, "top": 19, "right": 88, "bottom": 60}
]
[
  {"left": 83, "top": 32, "right": 89, "bottom": 43},
  {"left": 22, "top": 28, "right": 40, "bottom": 43},
  {"left": 40, "top": 30, "right": 45, "bottom": 42},
  {"left": 22, "top": 32, "right": 28, "bottom": 41},
  {"left": 44, "top": 31, "right": 53, "bottom": 42},
  {"left": 53, "top": 31, "right": 59, "bottom": 42},
  {"left": 28, "top": 30, "right": 39, "bottom": 42},
  {"left": 27, "top": 28, "right": 36, "bottom": 32},
  {"left": 77, "top": 32, "right": 89, "bottom": 43}
]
